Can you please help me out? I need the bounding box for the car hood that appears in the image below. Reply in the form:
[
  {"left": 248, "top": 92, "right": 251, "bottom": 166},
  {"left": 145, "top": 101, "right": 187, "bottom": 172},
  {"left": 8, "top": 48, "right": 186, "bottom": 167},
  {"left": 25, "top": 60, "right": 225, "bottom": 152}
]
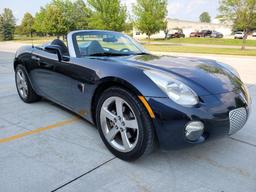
[{"left": 115, "top": 54, "right": 243, "bottom": 96}]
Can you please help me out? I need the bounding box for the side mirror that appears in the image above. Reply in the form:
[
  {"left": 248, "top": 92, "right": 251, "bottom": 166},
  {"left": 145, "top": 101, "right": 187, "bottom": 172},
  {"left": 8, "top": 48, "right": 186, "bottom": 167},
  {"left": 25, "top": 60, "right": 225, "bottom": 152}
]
[{"left": 44, "top": 45, "right": 63, "bottom": 62}]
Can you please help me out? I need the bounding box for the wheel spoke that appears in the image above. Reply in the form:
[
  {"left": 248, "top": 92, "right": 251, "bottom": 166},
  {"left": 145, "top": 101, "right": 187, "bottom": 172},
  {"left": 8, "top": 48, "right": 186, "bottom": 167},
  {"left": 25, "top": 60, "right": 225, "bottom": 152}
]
[
  {"left": 106, "top": 128, "right": 119, "bottom": 142},
  {"left": 17, "top": 82, "right": 23, "bottom": 89},
  {"left": 22, "top": 81, "right": 28, "bottom": 89},
  {"left": 125, "top": 119, "right": 138, "bottom": 130},
  {"left": 103, "top": 107, "right": 116, "bottom": 122},
  {"left": 17, "top": 71, "right": 24, "bottom": 81},
  {"left": 115, "top": 98, "right": 124, "bottom": 118},
  {"left": 23, "top": 87, "right": 28, "bottom": 97},
  {"left": 121, "top": 131, "right": 131, "bottom": 150}
]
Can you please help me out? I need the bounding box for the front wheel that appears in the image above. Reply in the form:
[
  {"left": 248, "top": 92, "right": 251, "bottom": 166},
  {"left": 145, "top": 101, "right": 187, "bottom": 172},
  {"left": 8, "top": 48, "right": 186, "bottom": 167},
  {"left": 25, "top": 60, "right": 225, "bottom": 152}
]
[{"left": 96, "top": 87, "right": 154, "bottom": 161}]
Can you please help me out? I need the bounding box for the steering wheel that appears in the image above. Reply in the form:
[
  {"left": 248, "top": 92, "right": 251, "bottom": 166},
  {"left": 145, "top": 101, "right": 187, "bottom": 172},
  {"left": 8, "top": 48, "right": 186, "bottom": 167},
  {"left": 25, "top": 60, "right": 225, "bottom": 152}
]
[{"left": 120, "top": 48, "right": 131, "bottom": 53}]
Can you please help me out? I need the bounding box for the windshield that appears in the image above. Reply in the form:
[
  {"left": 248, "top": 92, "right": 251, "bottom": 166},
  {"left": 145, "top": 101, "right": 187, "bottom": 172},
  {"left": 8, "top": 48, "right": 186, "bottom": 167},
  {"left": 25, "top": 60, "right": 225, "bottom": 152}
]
[{"left": 73, "top": 31, "right": 149, "bottom": 57}]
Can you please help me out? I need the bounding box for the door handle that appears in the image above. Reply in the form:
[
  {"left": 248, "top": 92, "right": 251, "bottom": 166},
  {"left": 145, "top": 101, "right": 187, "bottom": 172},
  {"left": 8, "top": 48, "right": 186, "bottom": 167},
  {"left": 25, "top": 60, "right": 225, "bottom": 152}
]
[
  {"left": 32, "top": 56, "right": 40, "bottom": 62},
  {"left": 78, "top": 83, "right": 85, "bottom": 93}
]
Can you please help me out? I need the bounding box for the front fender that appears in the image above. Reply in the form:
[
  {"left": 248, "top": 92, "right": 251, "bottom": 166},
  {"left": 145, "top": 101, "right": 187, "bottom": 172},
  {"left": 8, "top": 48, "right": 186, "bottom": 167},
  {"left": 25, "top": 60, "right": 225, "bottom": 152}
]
[
  {"left": 13, "top": 46, "right": 33, "bottom": 70},
  {"left": 93, "top": 59, "right": 167, "bottom": 98}
]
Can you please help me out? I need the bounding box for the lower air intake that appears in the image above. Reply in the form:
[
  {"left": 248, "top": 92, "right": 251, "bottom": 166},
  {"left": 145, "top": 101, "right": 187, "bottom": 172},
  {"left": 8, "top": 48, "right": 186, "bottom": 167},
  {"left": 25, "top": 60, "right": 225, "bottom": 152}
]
[{"left": 229, "top": 107, "right": 247, "bottom": 135}]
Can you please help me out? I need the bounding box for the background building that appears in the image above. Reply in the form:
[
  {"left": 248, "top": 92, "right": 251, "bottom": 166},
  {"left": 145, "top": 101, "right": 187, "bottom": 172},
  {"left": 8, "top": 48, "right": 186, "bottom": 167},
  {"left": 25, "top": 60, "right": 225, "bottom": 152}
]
[{"left": 133, "top": 18, "right": 232, "bottom": 39}]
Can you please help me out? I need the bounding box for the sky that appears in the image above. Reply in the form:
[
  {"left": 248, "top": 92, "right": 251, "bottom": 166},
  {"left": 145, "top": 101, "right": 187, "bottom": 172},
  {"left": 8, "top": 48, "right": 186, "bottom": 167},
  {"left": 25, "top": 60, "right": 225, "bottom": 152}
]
[{"left": 0, "top": 0, "right": 219, "bottom": 24}]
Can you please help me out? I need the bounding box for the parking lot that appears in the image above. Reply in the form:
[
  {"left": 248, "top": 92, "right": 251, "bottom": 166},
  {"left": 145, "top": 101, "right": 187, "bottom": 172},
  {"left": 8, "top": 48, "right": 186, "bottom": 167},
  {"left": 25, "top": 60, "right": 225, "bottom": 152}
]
[{"left": 0, "top": 42, "right": 256, "bottom": 192}]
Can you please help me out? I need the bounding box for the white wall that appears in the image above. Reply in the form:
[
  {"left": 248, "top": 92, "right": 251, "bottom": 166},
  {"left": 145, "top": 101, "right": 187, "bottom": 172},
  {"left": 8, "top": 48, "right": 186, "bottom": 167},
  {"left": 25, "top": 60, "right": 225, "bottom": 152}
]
[{"left": 133, "top": 30, "right": 166, "bottom": 39}]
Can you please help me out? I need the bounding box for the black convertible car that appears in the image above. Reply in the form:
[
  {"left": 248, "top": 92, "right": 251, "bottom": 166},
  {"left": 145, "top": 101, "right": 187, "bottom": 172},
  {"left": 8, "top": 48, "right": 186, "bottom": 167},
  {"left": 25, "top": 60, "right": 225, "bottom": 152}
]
[{"left": 14, "top": 30, "right": 251, "bottom": 161}]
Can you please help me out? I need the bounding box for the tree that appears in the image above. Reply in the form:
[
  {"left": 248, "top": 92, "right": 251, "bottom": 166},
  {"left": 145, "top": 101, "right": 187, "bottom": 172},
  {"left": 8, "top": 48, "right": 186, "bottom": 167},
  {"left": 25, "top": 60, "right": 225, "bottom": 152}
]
[
  {"left": 124, "top": 21, "right": 133, "bottom": 33},
  {"left": 34, "top": 0, "right": 73, "bottom": 38},
  {"left": 45, "top": 0, "right": 72, "bottom": 38},
  {"left": 219, "top": 0, "right": 256, "bottom": 50},
  {"left": 15, "top": 25, "right": 23, "bottom": 35},
  {"left": 21, "top": 13, "right": 35, "bottom": 37},
  {"left": 0, "top": 15, "right": 4, "bottom": 41},
  {"left": 199, "top": 12, "right": 211, "bottom": 23},
  {"left": 163, "top": 20, "right": 169, "bottom": 39},
  {"left": 72, "top": 0, "right": 90, "bottom": 30},
  {"left": 33, "top": 7, "right": 47, "bottom": 35},
  {"left": 33, "top": 0, "right": 90, "bottom": 38},
  {"left": 88, "top": 0, "right": 127, "bottom": 31},
  {"left": 133, "top": 0, "right": 167, "bottom": 39},
  {"left": 0, "top": 8, "right": 16, "bottom": 41}
]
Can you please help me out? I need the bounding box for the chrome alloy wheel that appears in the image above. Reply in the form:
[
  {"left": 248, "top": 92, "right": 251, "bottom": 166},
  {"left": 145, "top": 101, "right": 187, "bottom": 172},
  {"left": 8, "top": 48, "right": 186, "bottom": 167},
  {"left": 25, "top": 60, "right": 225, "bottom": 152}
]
[
  {"left": 100, "top": 96, "right": 139, "bottom": 153},
  {"left": 16, "top": 69, "right": 28, "bottom": 99}
]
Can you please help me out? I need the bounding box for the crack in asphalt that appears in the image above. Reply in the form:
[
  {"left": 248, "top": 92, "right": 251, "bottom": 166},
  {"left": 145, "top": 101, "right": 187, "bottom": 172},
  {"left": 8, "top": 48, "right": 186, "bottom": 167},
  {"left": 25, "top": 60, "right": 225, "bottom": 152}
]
[
  {"left": 229, "top": 137, "right": 256, "bottom": 148},
  {"left": 51, "top": 157, "right": 116, "bottom": 192}
]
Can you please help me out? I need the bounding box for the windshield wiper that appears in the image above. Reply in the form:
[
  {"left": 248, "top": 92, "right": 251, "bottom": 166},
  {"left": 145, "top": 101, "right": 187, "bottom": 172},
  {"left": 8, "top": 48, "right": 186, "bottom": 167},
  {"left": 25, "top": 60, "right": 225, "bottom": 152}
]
[{"left": 88, "top": 52, "right": 130, "bottom": 57}]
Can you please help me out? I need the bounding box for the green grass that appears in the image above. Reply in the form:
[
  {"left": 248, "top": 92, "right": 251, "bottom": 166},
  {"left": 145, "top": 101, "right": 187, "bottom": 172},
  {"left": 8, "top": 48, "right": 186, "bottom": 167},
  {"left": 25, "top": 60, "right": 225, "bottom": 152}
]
[
  {"left": 14, "top": 35, "right": 57, "bottom": 44},
  {"left": 16, "top": 36, "right": 256, "bottom": 47},
  {"left": 145, "top": 44, "right": 256, "bottom": 56},
  {"left": 143, "top": 38, "right": 256, "bottom": 47}
]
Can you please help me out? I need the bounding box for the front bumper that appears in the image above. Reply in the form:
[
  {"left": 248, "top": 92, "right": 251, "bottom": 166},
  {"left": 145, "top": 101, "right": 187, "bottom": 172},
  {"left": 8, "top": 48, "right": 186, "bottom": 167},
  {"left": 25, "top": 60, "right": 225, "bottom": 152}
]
[{"left": 147, "top": 89, "right": 251, "bottom": 150}]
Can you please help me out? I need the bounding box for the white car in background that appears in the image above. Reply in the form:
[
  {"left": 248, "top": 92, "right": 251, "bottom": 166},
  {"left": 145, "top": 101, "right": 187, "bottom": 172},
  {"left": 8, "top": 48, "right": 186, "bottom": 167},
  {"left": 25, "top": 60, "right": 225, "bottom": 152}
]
[
  {"left": 252, "top": 32, "right": 256, "bottom": 37},
  {"left": 234, "top": 31, "right": 245, "bottom": 39}
]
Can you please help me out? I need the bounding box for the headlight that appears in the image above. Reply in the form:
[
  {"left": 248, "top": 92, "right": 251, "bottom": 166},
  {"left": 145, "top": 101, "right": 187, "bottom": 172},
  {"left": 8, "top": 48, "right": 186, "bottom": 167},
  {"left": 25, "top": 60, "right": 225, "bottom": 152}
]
[
  {"left": 144, "top": 70, "right": 198, "bottom": 107},
  {"left": 217, "top": 62, "right": 240, "bottom": 78}
]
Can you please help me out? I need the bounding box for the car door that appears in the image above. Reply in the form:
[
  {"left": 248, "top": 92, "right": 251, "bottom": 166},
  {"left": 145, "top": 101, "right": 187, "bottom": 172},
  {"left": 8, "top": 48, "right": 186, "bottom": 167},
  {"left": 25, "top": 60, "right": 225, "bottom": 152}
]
[
  {"left": 30, "top": 48, "right": 73, "bottom": 108},
  {"left": 61, "top": 57, "right": 99, "bottom": 118}
]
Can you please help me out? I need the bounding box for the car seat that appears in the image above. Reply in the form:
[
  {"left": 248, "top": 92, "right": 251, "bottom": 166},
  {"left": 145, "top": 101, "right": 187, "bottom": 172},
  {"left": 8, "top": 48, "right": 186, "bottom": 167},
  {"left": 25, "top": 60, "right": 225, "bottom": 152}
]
[
  {"left": 86, "top": 40, "right": 105, "bottom": 56},
  {"left": 51, "top": 39, "right": 70, "bottom": 56}
]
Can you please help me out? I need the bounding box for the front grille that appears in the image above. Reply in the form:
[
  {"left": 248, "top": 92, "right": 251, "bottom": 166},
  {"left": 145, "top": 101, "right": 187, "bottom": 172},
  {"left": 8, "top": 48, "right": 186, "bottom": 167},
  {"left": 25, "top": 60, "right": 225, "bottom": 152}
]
[{"left": 229, "top": 107, "right": 247, "bottom": 135}]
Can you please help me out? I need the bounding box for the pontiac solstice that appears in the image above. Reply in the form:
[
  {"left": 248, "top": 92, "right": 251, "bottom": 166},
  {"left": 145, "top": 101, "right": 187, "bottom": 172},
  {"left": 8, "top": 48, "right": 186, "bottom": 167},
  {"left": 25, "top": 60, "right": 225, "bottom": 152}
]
[{"left": 14, "top": 30, "right": 251, "bottom": 161}]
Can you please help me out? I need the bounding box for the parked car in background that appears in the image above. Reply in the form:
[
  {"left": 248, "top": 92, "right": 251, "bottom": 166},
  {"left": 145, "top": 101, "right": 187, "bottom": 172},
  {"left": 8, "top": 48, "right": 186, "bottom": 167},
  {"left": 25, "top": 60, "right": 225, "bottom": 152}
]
[
  {"left": 234, "top": 31, "right": 245, "bottom": 39},
  {"left": 252, "top": 31, "right": 256, "bottom": 37},
  {"left": 168, "top": 31, "right": 185, "bottom": 38},
  {"left": 190, "top": 31, "right": 201, "bottom": 37},
  {"left": 190, "top": 30, "right": 213, "bottom": 38},
  {"left": 200, "top": 30, "right": 212, "bottom": 37},
  {"left": 210, "top": 31, "right": 223, "bottom": 38}
]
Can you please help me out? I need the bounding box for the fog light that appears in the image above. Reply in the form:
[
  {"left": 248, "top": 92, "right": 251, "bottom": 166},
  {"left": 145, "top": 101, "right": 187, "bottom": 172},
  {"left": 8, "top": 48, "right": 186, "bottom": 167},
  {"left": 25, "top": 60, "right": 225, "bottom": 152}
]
[{"left": 185, "top": 121, "right": 204, "bottom": 141}]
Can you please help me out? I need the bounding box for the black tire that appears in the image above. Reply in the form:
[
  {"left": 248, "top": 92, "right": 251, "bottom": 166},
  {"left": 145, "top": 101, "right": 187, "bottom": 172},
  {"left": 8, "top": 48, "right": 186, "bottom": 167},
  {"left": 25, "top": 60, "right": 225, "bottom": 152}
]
[
  {"left": 96, "top": 87, "right": 155, "bottom": 161},
  {"left": 15, "top": 65, "right": 41, "bottom": 103}
]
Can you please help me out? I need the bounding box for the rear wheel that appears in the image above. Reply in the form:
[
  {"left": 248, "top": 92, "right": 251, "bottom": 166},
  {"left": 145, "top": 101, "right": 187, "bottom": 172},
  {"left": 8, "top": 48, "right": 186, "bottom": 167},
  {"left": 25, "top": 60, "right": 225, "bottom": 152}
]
[
  {"left": 96, "top": 87, "right": 154, "bottom": 161},
  {"left": 15, "top": 65, "right": 41, "bottom": 103}
]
